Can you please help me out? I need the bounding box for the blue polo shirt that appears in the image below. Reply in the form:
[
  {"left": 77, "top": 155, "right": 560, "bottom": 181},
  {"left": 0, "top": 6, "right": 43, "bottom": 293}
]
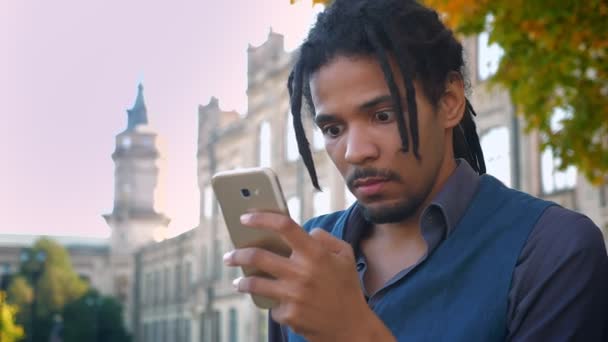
[{"left": 268, "top": 160, "right": 608, "bottom": 341}]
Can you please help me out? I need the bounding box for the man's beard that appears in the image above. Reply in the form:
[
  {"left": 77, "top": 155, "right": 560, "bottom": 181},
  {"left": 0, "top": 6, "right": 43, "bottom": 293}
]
[
  {"left": 360, "top": 194, "right": 426, "bottom": 224},
  {"left": 346, "top": 166, "right": 429, "bottom": 224}
]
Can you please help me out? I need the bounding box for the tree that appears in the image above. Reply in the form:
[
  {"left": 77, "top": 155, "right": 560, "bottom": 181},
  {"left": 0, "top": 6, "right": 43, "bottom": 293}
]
[
  {"left": 62, "top": 290, "right": 131, "bottom": 342},
  {"left": 292, "top": 0, "right": 608, "bottom": 185},
  {"left": 0, "top": 291, "right": 25, "bottom": 342},
  {"left": 7, "top": 238, "right": 88, "bottom": 342}
]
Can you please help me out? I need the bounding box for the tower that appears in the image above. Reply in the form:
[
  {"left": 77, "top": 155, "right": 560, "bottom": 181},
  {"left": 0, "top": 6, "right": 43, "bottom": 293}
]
[{"left": 103, "top": 84, "right": 170, "bottom": 330}]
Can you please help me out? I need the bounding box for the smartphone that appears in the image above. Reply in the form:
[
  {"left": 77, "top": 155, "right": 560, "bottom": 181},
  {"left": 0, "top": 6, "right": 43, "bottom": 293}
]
[{"left": 211, "top": 167, "right": 292, "bottom": 309}]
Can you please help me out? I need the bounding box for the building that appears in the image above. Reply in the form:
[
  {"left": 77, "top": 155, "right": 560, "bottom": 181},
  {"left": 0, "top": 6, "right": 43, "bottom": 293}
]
[
  {"left": 0, "top": 83, "right": 171, "bottom": 336},
  {"left": 186, "top": 30, "right": 608, "bottom": 342},
  {"left": 103, "top": 83, "right": 171, "bottom": 330},
  {"left": 0, "top": 234, "right": 110, "bottom": 293},
  {"left": 1, "top": 27, "right": 606, "bottom": 342}
]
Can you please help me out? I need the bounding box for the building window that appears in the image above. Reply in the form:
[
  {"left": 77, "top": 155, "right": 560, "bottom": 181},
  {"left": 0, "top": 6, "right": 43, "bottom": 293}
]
[
  {"left": 162, "top": 320, "right": 168, "bottom": 342},
  {"left": 286, "top": 112, "right": 299, "bottom": 161},
  {"left": 344, "top": 185, "right": 357, "bottom": 208},
  {"left": 168, "top": 319, "right": 174, "bottom": 342},
  {"left": 480, "top": 126, "right": 512, "bottom": 187},
  {"left": 185, "top": 318, "right": 191, "bottom": 342},
  {"left": 185, "top": 261, "right": 192, "bottom": 287},
  {"left": 600, "top": 186, "right": 607, "bottom": 208},
  {"left": 257, "top": 309, "right": 268, "bottom": 342},
  {"left": 201, "top": 246, "right": 208, "bottom": 280},
  {"left": 541, "top": 108, "right": 577, "bottom": 194},
  {"left": 163, "top": 267, "right": 170, "bottom": 303},
  {"left": 142, "top": 273, "right": 148, "bottom": 305},
  {"left": 121, "top": 136, "right": 132, "bottom": 149},
  {"left": 259, "top": 121, "right": 272, "bottom": 167},
  {"left": 154, "top": 271, "right": 160, "bottom": 305},
  {"left": 204, "top": 185, "right": 213, "bottom": 219},
  {"left": 313, "top": 126, "right": 324, "bottom": 151},
  {"left": 175, "top": 264, "right": 182, "bottom": 301},
  {"left": 152, "top": 322, "right": 158, "bottom": 342},
  {"left": 313, "top": 189, "right": 331, "bottom": 217},
  {"left": 202, "top": 311, "right": 221, "bottom": 342},
  {"left": 287, "top": 196, "right": 302, "bottom": 224},
  {"left": 229, "top": 307, "right": 238, "bottom": 342},
  {"left": 477, "top": 16, "right": 504, "bottom": 81},
  {"left": 214, "top": 239, "right": 223, "bottom": 281}
]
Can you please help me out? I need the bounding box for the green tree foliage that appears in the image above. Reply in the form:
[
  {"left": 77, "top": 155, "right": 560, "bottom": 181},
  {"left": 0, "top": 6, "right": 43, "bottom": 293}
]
[
  {"left": 62, "top": 290, "right": 131, "bottom": 342},
  {"left": 425, "top": 0, "right": 608, "bottom": 185},
  {"left": 294, "top": 0, "right": 608, "bottom": 185},
  {"left": 0, "top": 291, "right": 25, "bottom": 342},
  {"left": 7, "top": 238, "right": 88, "bottom": 342}
]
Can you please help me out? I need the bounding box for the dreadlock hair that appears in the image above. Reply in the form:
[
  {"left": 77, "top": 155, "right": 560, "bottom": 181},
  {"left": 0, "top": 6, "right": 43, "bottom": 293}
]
[{"left": 288, "top": 0, "right": 486, "bottom": 190}]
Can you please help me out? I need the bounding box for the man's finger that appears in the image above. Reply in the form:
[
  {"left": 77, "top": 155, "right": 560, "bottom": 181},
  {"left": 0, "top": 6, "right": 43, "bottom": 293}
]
[
  {"left": 240, "top": 211, "right": 317, "bottom": 254},
  {"left": 224, "top": 247, "right": 295, "bottom": 279},
  {"left": 232, "top": 275, "right": 287, "bottom": 301},
  {"left": 310, "top": 228, "right": 354, "bottom": 259}
]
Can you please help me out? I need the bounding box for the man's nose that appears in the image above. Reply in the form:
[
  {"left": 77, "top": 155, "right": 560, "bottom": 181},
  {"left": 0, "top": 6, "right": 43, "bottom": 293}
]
[{"left": 344, "top": 126, "right": 379, "bottom": 165}]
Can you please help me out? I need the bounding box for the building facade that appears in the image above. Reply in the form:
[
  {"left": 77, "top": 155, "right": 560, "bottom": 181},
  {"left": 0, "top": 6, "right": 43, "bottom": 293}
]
[
  {"left": 2, "top": 27, "right": 606, "bottom": 342},
  {"left": 186, "top": 30, "right": 608, "bottom": 342}
]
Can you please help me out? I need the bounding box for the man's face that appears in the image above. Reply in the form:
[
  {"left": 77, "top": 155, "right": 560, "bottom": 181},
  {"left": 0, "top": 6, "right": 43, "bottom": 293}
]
[{"left": 309, "top": 55, "right": 450, "bottom": 224}]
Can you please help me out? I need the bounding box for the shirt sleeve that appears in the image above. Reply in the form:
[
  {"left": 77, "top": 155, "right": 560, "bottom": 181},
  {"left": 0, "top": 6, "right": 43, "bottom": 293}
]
[
  {"left": 268, "top": 311, "right": 288, "bottom": 342},
  {"left": 507, "top": 205, "right": 608, "bottom": 341}
]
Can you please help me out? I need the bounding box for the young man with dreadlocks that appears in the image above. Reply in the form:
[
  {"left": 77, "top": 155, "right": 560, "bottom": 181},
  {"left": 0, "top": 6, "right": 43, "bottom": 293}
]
[{"left": 223, "top": 0, "right": 608, "bottom": 341}]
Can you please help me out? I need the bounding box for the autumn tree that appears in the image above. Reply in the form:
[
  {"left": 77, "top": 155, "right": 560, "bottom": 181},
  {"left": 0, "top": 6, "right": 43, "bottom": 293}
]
[
  {"left": 0, "top": 291, "right": 25, "bottom": 342},
  {"left": 291, "top": 0, "right": 608, "bottom": 185},
  {"left": 8, "top": 238, "right": 88, "bottom": 342}
]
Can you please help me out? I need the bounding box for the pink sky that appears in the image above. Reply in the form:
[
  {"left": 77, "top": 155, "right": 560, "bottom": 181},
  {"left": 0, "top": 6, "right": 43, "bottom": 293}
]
[{"left": 0, "top": 0, "right": 322, "bottom": 238}]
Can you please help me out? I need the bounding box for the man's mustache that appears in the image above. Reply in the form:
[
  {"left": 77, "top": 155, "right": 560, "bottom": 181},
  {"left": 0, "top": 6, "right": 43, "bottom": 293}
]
[{"left": 346, "top": 168, "right": 402, "bottom": 189}]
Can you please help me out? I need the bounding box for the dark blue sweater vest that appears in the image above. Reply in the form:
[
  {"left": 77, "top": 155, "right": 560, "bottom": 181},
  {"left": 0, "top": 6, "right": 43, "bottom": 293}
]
[{"left": 287, "top": 175, "right": 552, "bottom": 342}]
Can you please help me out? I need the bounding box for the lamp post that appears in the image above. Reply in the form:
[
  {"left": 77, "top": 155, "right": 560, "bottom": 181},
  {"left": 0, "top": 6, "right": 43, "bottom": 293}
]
[{"left": 20, "top": 248, "right": 47, "bottom": 342}]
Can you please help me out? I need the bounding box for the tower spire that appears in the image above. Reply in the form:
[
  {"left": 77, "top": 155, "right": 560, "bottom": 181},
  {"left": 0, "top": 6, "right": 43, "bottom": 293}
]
[{"left": 126, "top": 83, "right": 149, "bottom": 131}]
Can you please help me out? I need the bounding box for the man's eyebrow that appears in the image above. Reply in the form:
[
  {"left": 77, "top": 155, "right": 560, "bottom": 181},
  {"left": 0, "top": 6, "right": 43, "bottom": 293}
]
[
  {"left": 313, "top": 95, "right": 396, "bottom": 127},
  {"left": 359, "top": 95, "right": 394, "bottom": 111},
  {"left": 314, "top": 114, "right": 336, "bottom": 127}
]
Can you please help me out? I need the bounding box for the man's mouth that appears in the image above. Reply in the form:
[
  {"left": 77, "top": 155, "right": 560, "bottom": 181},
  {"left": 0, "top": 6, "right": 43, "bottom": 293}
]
[{"left": 353, "top": 178, "right": 389, "bottom": 196}]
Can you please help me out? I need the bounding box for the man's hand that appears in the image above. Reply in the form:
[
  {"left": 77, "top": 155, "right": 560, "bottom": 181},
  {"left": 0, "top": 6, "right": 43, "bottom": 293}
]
[{"left": 223, "top": 212, "right": 395, "bottom": 342}]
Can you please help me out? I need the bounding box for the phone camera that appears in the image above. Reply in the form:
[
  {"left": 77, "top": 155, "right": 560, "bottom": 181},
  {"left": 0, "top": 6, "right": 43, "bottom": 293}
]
[{"left": 240, "top": 188, "right": 251, "bottom": 198}]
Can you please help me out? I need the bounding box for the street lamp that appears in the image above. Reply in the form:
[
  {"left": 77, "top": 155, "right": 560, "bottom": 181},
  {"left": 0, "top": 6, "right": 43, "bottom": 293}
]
[{"left": 19, "top": 248, "right": 47, "bottom": 342}]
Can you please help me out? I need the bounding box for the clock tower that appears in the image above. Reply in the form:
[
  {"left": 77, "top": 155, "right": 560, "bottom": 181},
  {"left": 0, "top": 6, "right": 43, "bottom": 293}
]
[{"left": 103, "top": 84, "right": 170, "bottom": 329}]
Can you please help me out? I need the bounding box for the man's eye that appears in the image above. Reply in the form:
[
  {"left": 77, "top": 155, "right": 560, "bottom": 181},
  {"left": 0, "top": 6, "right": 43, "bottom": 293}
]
[
  {"left": 322, "top": 125, "right": 343, "bottom": 137},
  {"left": 375, "top": 110, "right": 395, "bottom": 122}
]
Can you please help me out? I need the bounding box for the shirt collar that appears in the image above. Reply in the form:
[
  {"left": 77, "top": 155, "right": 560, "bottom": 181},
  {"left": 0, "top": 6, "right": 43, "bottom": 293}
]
[
  {"left": 344, "top": 159, "right": 481, "bottom": 249},
  {"left": 425, "top": 158, "right": 481, "bottom": 236}
]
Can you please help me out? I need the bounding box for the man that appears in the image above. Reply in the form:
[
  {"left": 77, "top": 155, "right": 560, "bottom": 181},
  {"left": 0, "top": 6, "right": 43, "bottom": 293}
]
[{"left": 223, "top": 0, "right": 608, "bottom": 341}]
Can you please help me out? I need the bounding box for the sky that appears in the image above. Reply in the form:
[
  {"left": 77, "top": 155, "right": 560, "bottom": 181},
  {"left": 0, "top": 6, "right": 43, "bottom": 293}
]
[{"left": 0, "top": 0, "right": 323, "bottom": 239}]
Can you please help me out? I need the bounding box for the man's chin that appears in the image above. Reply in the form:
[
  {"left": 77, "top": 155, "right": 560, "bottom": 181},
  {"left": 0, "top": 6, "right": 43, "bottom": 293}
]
[{"left": 360, "top": 201, "right": 419, "bottom": 224}]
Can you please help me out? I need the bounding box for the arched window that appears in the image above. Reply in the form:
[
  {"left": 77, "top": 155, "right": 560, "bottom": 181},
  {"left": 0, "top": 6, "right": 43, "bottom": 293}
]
[
  {"left": 344, "top": 185, "right": 357, "bottom": 208},
  {"left": 541, "top": 108, "right": 577, "bottom": 193},
  {"left": 313, "top": 189, "right": 331, "bottom": 216},
  {"left": 229, "top": 308, "right": 238, "bottom": 342},
  {"left": 287, "top": 196, "right": 301, "bottom": 224},
  {"left": 203, "top": 185, "right": 213, "bottom": 219},
  {"left": 286, "top": 113, "right": 299, "bottom": 161},
  {"left": 313, "top": 126, "right": 325, "bottom": 150},
  {"left": 259, "top": 121, "right": 272, "bottom": 167},
  {"left": 480, "top": 126, "right": 512, "bottom": 187},
  {"left": 477, "top": 16, "right": 504, "bottom": 80}
]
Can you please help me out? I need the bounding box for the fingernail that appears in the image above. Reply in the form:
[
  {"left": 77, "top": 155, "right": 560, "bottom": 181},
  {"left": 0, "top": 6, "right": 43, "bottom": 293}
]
[
  {"left": 232, "top": 277, "right": 242, "bottom": 289},
  {"left": 223, "top": 251, "right": 234, "bottom": 264},
  {"left": 240, "top": 213, "right": 252, "bottom": 224}
]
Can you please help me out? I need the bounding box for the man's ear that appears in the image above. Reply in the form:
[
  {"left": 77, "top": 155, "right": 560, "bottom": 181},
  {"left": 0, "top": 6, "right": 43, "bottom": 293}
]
[{"left": 439, "top": 71, "right": 466, "bottom": 129}]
